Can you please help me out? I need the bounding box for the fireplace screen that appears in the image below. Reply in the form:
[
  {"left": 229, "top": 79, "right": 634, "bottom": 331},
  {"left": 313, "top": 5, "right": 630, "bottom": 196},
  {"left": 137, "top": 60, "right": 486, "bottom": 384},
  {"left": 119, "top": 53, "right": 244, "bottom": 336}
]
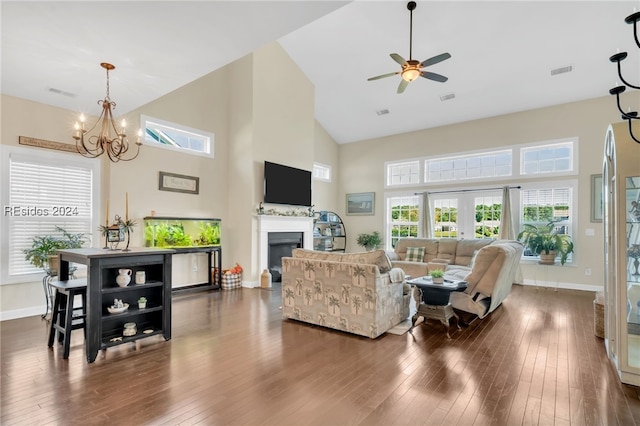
[{"left": 268, "top": 232, "right": 303, "bottom": 282}]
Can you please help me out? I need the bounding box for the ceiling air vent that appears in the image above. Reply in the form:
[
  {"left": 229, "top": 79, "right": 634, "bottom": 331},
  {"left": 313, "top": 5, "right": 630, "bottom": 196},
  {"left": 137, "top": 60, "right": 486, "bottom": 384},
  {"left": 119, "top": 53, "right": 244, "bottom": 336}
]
[
  {"left": 376, "top": 109, "right": 390, "bottom": 116},
  {"left": 550, "top": 65, "right": 573, "bottom": 76},
  {"left": 48, "top": 87, "right": 77, "bottom": 97},
  {"left": 440, "top": 93, "right": 455, "bottom": 101}
]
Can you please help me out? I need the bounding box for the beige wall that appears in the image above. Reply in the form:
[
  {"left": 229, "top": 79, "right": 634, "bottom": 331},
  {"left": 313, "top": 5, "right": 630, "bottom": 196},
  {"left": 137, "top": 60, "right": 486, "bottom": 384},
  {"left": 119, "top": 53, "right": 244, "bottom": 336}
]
[
  {"left": 2, "top": 39, "right": 636, "bottom": 317},
  {"left": 338, "top": 91, "right": 640, "bottom": 289},
  {"left": 0, "top": 41, "right": 339, "bottom": 318},
  {"left": 312, "top": 121, "right": 340, "bottom": 213}
]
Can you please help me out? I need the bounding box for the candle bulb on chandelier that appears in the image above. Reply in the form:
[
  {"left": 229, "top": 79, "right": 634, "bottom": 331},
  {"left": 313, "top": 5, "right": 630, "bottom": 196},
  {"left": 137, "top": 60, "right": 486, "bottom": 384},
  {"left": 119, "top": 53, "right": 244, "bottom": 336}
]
[
  {"left": 73, "top": 122, "right": 81, "bottom": 139},
  {"left": 120, "top": 119, "right": 127, "bottom": 135}
]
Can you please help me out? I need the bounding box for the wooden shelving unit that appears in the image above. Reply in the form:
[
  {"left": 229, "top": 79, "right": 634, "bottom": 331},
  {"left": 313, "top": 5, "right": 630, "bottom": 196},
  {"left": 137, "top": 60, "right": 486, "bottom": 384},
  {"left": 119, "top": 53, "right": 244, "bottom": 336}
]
[{"left": 58, "top": 247, "right": 174, "bottom": 363}]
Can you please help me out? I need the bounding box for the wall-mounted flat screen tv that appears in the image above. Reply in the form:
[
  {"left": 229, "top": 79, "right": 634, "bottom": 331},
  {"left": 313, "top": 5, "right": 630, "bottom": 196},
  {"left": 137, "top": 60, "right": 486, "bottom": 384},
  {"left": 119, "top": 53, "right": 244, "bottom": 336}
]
[{"left": 264, "top": 161, "right": 312, "bottom": 207}]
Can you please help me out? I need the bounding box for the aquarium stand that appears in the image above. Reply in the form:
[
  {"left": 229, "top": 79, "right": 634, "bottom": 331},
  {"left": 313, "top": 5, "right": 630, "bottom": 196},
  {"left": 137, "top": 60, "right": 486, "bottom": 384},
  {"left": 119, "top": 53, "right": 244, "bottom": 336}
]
[{"left": 172, "top": 246, "right": 222, "bottom": 290}]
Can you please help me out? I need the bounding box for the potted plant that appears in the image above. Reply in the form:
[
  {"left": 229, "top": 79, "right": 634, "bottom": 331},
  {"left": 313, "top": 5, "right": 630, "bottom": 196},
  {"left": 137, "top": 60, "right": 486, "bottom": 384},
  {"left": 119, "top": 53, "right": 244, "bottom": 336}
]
[
  {"left": 356, "top": 231, "right": 382, "bottom": 251},
  {"left": 137, "top": 297, "right": 147, "bottom": 309},
  {"left": 23, "top": 226, "right": 88, "bottom": 273},
  {"left": 517, "top": 221, "right": 574, "bottom": 265},
  {"left": 429, "top": 269, "right": 444, "bottom": 284}
]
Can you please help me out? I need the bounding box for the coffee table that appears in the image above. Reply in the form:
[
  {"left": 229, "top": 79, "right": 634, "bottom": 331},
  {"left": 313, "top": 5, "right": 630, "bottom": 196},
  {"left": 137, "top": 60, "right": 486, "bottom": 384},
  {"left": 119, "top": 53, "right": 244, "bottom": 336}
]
[{"left": 407, "top": 276, "right": 468, "bottom": 338}]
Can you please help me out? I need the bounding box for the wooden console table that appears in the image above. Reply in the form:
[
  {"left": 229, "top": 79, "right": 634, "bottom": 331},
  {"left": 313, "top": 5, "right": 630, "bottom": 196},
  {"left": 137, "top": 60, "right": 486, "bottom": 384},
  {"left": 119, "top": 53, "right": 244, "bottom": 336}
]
[{"left": 58, "top": 247, "right": 175, "bottom": 363}]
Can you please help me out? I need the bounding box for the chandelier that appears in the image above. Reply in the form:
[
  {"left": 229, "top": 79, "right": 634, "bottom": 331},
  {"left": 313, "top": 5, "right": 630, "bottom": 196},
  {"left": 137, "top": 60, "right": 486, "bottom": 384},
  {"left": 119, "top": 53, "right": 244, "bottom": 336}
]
[
  {"left": 73, "top": 63, "right": 142, "bottom": 162},
  {"left": 609, "top": 10, "right": 640, "bottom": 144}
]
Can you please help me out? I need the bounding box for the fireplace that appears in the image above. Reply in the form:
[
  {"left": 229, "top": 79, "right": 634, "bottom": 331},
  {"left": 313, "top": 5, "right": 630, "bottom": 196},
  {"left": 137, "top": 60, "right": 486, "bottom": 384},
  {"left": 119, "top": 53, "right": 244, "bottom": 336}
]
[
  {"left": 268, "top": 232, "right": 303, "bottom": 282},
  {"left": 257, "top": 215, "right": 313, "bottom": 287}
]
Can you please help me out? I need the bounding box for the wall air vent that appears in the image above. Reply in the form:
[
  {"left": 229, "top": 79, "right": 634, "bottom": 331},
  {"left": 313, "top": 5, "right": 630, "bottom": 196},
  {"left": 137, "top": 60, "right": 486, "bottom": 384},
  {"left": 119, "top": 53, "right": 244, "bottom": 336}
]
[
  {"left": 376, "top": 109, "right": 390, "bottom": 116},
  {"left": 550, "top": 65, "right": 573, "bottom": 76},
  {"left": 440, "top": 93, "right": 455, "bottom": 101}
]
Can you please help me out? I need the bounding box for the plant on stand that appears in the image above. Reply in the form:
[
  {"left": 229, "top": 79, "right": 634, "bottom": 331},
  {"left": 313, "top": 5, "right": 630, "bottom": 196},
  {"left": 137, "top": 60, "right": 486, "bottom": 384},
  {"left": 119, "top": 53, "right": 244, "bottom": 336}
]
[
  {"left": 356, "top": 231, "right": 382, "bottom": 251},
  {"left": 517, "top": 221, "right": 574, "bottom": 265},
  {"left": 23, "top": 226, "right": 88, "bottom": 274}
]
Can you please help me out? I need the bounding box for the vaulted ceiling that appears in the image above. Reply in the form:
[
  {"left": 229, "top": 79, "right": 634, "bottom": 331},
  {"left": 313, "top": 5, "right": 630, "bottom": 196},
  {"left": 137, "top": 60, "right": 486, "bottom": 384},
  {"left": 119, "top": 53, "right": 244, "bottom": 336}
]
[{"left": 2, "top": 1, "right": 638, "bottom": 144}]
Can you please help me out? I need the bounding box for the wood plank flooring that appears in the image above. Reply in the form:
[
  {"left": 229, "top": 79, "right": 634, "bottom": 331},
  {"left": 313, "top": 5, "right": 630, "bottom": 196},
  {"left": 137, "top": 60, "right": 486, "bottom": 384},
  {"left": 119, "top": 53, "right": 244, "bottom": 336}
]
[{"left": 2, "top": 284, "right": 640, "bottom": 425}]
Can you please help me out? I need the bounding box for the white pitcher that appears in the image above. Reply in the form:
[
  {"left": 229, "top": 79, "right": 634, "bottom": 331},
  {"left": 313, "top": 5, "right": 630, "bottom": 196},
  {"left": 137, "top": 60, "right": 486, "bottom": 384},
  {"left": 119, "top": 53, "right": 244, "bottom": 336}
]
[{"left": 116, "top": 269, "right": 132, "bottom": 287}]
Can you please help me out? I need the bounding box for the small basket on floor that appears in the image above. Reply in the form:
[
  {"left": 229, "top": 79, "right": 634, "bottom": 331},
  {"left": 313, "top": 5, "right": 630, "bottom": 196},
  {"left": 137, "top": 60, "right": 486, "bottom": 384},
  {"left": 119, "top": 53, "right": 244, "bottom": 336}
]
[{"left": 221, "top": 272, "right": 242, "bottom": 290}]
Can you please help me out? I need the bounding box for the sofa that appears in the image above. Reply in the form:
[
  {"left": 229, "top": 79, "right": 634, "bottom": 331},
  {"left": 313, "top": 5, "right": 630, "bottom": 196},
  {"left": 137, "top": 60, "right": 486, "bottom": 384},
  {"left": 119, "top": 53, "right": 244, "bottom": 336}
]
[
  {"left": 388, "top": 238, "right": 524, "bottom": 318},
  {"left": 281, "top": 249, "right": 410, "bottom": 338}
]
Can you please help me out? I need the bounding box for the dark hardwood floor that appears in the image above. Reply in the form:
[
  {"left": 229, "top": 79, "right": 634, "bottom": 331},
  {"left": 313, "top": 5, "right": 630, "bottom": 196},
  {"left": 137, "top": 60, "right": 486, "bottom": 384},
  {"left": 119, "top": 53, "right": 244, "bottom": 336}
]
[{"left": 2, "top": 284, "right": 640, "bottom": 425}]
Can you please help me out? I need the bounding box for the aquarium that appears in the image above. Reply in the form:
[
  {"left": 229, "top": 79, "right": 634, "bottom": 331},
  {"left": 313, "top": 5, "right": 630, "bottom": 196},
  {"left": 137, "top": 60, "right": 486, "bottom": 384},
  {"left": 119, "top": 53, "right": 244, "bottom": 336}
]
[{"left": 143, "top": 217, "right": 221, "bottom": 248}]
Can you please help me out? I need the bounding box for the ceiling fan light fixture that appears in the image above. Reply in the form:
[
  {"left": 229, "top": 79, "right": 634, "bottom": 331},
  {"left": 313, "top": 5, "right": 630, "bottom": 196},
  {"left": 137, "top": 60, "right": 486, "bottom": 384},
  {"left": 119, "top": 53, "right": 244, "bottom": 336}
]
[
  {"left": 367, "top": 2, "right": 451, "bottom": 93},
  {"left": 402, "top": 68, "right": 421, "bottom": 81}
]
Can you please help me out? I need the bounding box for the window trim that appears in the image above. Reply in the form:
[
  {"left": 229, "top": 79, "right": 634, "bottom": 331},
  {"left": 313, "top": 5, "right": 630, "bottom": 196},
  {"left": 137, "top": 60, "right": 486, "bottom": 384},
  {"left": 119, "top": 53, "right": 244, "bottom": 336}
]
[
  {"left": 313, "top": 162, "right": 332, "bottom": 182},
  {"left": 384, "top": 192, "right": 421, "bottom": 249},
  {"left": 140, "top": 115, "right": 214, "bottom": 159},
  {"left": 384, "top": 138, "right": 578, "bottom": 188},
  {"left": 0, "top": 145, "right": 101, "bottom": 285},
  {"left": 516, "top": 179, "right": 578, "bottom": 265},
  {"left": 384, "top": 159, "right": 422, "bottom": 188},
  {"left": 517, "top": 137, "right": 578, "bottom": 178}
]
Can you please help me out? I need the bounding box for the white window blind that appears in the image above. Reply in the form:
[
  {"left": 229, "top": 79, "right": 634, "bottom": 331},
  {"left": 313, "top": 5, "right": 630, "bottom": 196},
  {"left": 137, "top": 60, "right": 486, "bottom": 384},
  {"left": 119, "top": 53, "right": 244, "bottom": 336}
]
[{"left": 8, "top": 155, "right": 93, "bottom": 277}]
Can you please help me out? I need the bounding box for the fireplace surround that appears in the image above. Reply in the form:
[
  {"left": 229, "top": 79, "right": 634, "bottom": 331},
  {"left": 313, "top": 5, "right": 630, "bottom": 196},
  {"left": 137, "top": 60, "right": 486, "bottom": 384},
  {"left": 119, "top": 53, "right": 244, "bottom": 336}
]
[{"left": 257, "top": 215, "right": 313, "bottom": 286}]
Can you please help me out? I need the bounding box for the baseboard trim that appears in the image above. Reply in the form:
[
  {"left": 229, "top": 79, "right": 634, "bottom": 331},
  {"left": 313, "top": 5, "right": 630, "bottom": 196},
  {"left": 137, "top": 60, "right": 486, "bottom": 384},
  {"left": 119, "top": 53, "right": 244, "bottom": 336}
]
[
  {"left": 519, "top": 280, "right": 603, "bottom": 293},
  {"left": 0, "top": 306, "right": 44, "bottom": 321}
]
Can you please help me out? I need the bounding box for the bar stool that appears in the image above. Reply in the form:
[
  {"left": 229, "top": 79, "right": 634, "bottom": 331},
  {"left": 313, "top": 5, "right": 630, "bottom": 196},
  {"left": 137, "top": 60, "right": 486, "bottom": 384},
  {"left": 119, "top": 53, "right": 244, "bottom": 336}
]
[
  {"left": 42, "top": 267, "right": 77, "bottom": 319},
  {"left": 47, "top": 279, "right": 87, "bottom": 359}
]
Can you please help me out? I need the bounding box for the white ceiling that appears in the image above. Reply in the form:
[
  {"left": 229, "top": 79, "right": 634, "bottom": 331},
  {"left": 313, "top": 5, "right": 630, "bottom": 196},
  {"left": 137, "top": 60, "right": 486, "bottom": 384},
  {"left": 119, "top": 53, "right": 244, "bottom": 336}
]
[{"left": 2, "top": 1, "right": 639, "bottom": 145}]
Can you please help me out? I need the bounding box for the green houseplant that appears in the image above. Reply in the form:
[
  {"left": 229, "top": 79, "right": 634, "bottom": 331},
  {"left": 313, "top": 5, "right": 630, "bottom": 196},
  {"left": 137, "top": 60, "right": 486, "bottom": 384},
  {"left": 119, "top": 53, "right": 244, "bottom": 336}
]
[
  {"left": 23, "top": 226, "right": 88, "bottom": 273},
  {"left": 356, "top": 231, "right": 382, "bottom": 251},
  {"left": 517, "top": 221, "right": 574, "bottom": 265},
  {"left": 429, "top": 268, "right": 444, "bottom": 283}
]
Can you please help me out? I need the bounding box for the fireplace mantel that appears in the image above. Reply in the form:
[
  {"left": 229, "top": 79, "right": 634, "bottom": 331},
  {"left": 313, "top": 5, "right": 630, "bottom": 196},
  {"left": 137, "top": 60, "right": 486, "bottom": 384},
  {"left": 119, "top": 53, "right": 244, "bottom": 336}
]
[{"left": 257, "top": 215, "right": 313, "bottom": 285}]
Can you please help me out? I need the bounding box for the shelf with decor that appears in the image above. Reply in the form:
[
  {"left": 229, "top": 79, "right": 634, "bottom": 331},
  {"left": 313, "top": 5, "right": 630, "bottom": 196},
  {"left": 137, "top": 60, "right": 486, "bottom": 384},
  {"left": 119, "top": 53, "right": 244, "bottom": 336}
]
[
  {"left": 57, "top": 247, "right": 174, "bottom": 363},
  {"left": 313, "top": 211, "right": 346, "bottom": 252}
]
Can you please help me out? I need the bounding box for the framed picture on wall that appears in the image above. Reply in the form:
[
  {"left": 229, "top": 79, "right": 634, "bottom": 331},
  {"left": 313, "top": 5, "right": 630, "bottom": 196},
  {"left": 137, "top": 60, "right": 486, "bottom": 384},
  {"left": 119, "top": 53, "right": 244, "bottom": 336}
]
[
  {"left": 591, "top": 174, "right": 603, "bottom": 222},
  {"left": 159, "top": 171, "right": 199, "bottom": 195},
  {"left": 346, "top": 192, "right": 375, "bottom": 215}
]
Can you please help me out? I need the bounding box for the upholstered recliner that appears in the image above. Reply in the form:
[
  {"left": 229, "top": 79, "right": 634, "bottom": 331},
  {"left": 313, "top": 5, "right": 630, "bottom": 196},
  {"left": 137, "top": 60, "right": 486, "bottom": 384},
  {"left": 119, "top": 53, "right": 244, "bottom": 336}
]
[{"left": 388, "top": 238, "right": 524, "bottom": 318}]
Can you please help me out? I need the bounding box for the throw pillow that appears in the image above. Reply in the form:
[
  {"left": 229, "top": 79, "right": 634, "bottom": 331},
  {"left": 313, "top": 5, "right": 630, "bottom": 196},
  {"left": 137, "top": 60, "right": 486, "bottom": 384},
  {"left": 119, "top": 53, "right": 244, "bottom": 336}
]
[{"left": 405, "top": 246, "right": 425, "bottom": 262}]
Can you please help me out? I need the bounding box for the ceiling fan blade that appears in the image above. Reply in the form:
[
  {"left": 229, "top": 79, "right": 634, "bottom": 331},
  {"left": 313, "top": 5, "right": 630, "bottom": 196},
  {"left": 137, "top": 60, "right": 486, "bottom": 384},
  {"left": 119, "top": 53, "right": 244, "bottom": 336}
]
[
  {"left": 421, "top": 72, "right": 448, "bottom": 83},
  {"left": 397, "top": 79, "right": 409, "bottom": 94},
  {"left": 390, "top": 53, "right": 407, "bottom": 66},
  {"left": 367, "top": 71, "right": 400, "bottom": 81},
  {"left": 420, "top": 52, "right": 451, "bottom": 67}
]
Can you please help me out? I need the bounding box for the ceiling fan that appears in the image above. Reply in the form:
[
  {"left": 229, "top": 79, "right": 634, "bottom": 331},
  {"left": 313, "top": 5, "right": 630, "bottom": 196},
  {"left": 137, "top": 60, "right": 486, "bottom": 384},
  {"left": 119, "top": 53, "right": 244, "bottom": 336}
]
[{"left": 367, "top": 1, "right": 451, "bottom": 94}]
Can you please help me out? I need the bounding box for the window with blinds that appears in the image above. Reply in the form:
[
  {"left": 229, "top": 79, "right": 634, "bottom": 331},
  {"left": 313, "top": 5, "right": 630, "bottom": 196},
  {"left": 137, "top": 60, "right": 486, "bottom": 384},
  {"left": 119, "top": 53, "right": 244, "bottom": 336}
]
[
  {"left": 4, "top": 149, "right": 96, "bottom": 280},
  {"left": 520, "top": 186, "right": 573, "bottom": 261}
]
